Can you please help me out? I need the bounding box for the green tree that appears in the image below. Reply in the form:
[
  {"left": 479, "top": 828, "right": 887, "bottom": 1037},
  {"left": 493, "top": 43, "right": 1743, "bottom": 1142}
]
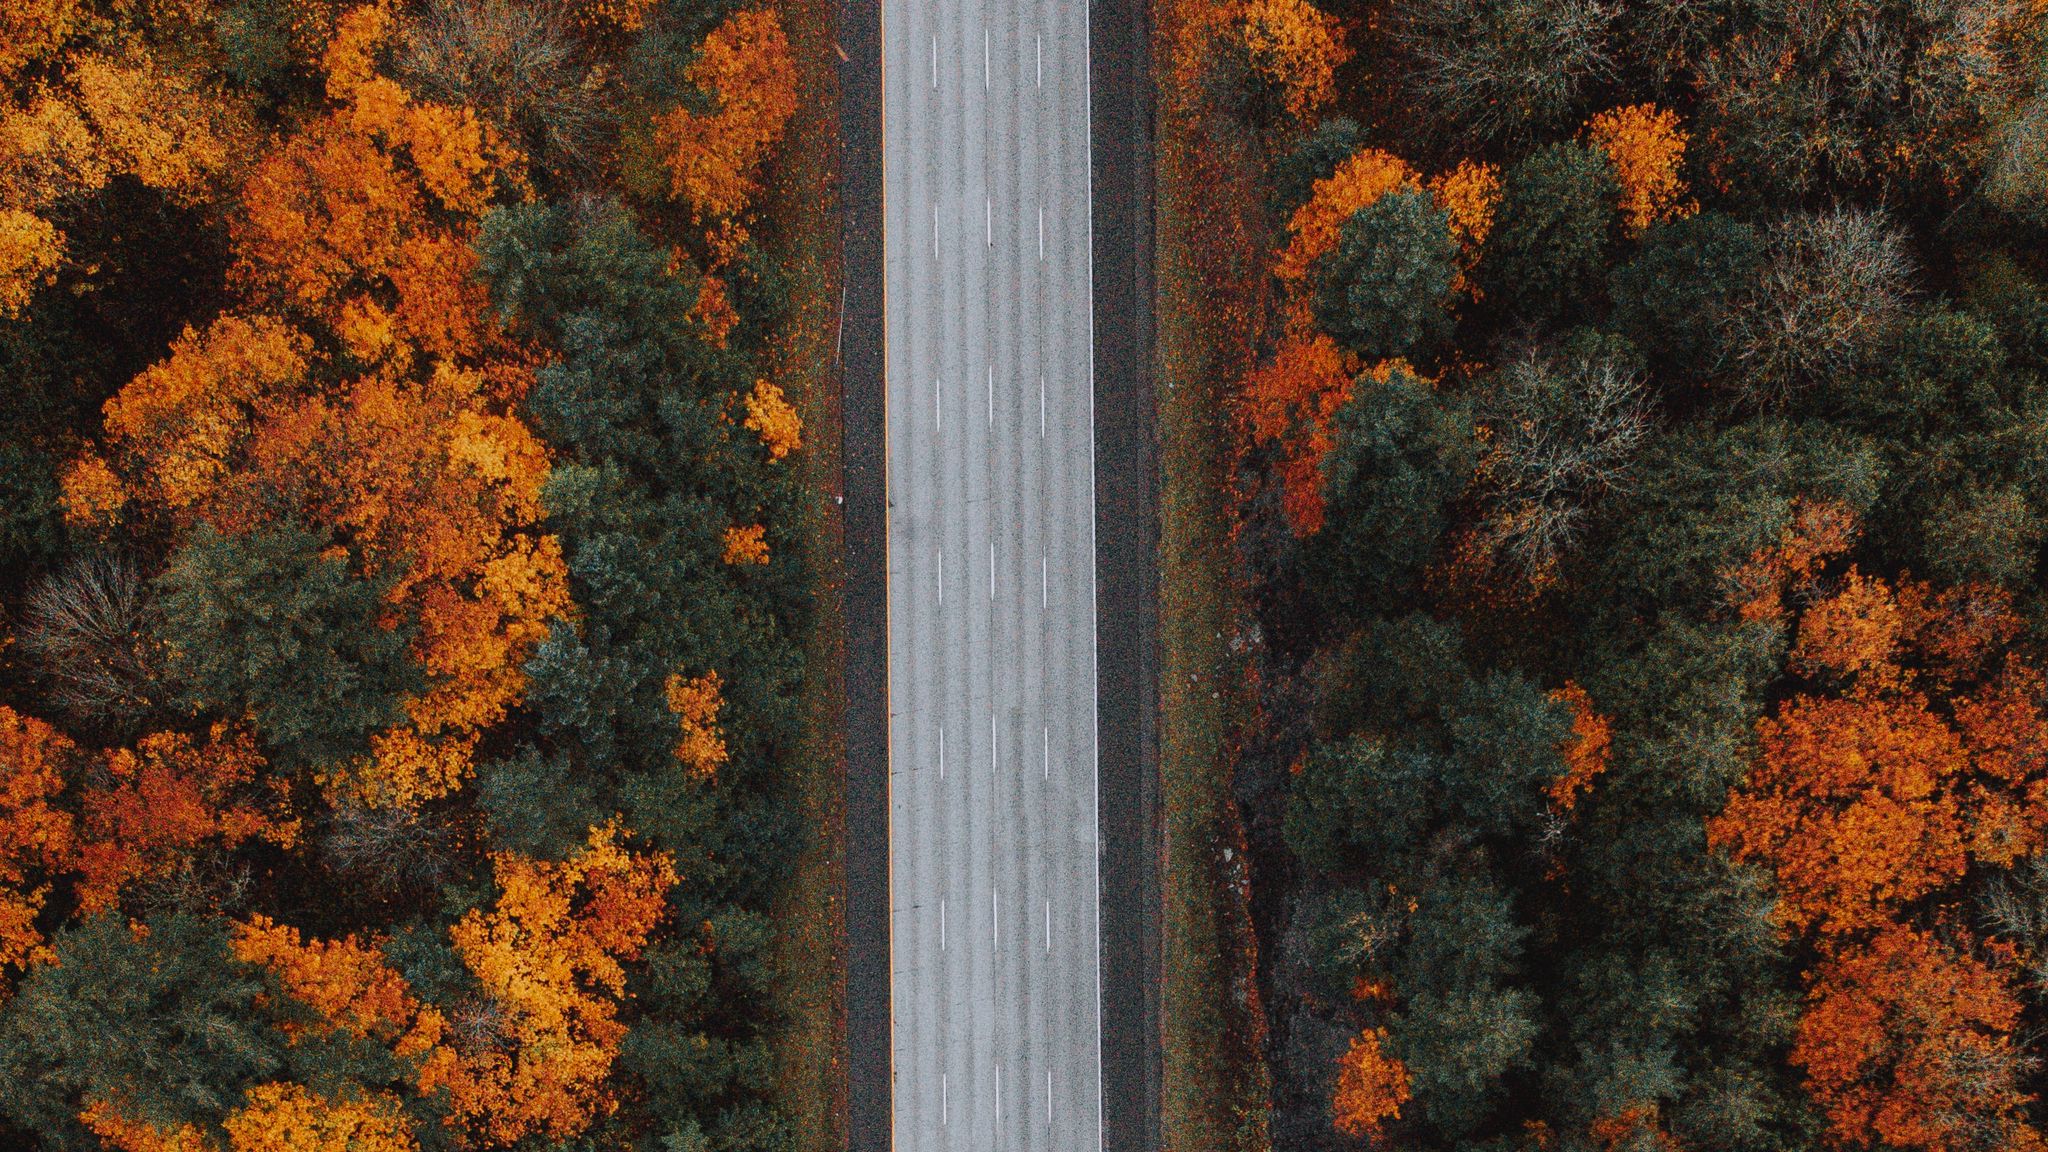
[
  {"left": 476, "top": 744, "right": 605, "bottom": 860},
  {"left": 1608, "top": 213, "right": 1763, "bottom": 379},
  {"left": 1920, "top": 483, "right": 2041, "bottom": 588},
  {"left": 0, "top": 913, "right": 281, "bottom": 1151},
  {"left": 480, "top": 198, "right": 802, "bottom": 1147},
  {"left": 1387, "top": 863, "right": 1540, "bottom": 1139},
  {"left": 1272, "top": 116, "right": 1363, "bottom": 218},
  {"left": 154, "top": 521, "right": 418, "bottom": 767},
  {"left": 1315, "top": 188, "right": 1460, "bottom": 361},
  {"left": 1482, "top": 141, "right": 1618, "bottom": 325},
  {"left": 1306, "top": 362, "right": 1477, "bottom": 614}
]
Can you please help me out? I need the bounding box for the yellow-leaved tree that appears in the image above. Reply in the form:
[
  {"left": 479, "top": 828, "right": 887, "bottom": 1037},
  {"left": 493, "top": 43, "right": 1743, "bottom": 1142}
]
[
  {"left": 655, "top": 8, "right": 799, "bottom": 223},
  {"left": 63, "top": 3, "right": 568, "bottom": 809},
  {"left": 0, "top": 40, "right": 248, "bottom": 313}
]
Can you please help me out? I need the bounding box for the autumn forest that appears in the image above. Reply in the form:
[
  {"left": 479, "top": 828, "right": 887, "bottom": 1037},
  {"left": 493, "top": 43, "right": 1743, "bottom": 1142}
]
[
  {"left": 0, "top": 1, "right": 818, "bottom": 1149},
  {"left": 10, "top": 0, "right": 2048, "bottom": 1150},
  {"left": 1179, "top": 0, "right": 2048, "bottom": 1149}
]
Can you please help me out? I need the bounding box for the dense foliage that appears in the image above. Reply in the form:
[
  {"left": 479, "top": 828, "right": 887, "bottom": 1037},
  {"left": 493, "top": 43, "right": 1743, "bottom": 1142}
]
[
  {"left": 1212, "top": 1, "right": 2048, "bottom": 1149},
  {"left": 0, "top": 1, "right": 813, "bottom": 1148}
]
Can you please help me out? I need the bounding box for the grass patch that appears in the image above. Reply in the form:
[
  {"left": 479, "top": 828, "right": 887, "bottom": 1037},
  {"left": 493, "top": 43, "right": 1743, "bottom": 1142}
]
[
  {"left": 757, "top": 0, "right": 846, "bottom": 1143},
  {"left": 1154, "top": 1, "right": 1277, "bottom": 1148}
]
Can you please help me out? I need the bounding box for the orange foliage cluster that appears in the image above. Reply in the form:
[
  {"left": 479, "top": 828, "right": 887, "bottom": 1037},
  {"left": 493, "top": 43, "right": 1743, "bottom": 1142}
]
[
  {"left": 743, "top": 378, "right": 804, "bottom": 460},
  {"left": 0, "top": 44, "right": 247, "bottom": 313},
  {"left": 0, "top": 0, "right": 82, "bottom": 86},
  {"left": 64, "top": 5, "right": 569, "bottom": 809},
  {"left": 722, "top": 523, "right": 771, "bottom": 565},
  {"left": 84, "top": 1080, "right": 420, "bottom": 1152},
  {"left": 1427, "top": 159, "right": 1502, "bottom": 296},
  {"left": 666, "top": 670, "right": 730, "bottom": 779},
  {"left": 1794, "top": 924, "right": 2038, "bottom": 1152},
  {"left": 1274, "top": 148, "right": 1420, "bottom": 285},
  {"left": 231, "top": 916, "right": 438, "bottom": 1048},
  {"left": 1333, "top": 1027, "right": 1412, "bottom": 1138},
  {"left": 1584, "top": 104, "right": 1693, "bottom": 237},
  {"left": 1720, "top": 680, "right": 1969, "bottom": 935},
  {"left": 1238, "top": 333, "right": 1357, "bottom": 535},
  {"left": 1714, "top": 563, "right": 2048, "bottom": 1151},
  {"left": 78, "top": 1099, "right": 214, "bottom": 1152},
  {"left": 0, "top": 708, "right": 75, "bottom": 976},
  {"left": 1232, "top": 0, "right": 1350, "bottom": 123},
  {"left": 1712, "top": 574, "right": 2048, "bottom": 934},
  {"left": 228, "top": 824, "right": 674, "bottom": 1147},
  {"left": 573, "top": 0, "right": 660, "bottom": 32},
  {"left": 223, "top": 1083, "right": 419, "bottom": 1152},
  {"left": 1546, "top": 681, "right": 1611, "bottom": 813},
  {"left": 1722, "top": 498, "right": 1861, "bottom": 623},
  {"left": 1276, "top": 148, "right": 1500, "bottom": 294},
  {"left": 75, "top": 725, "right": 299, "bottom": 913},
  {"left": 439, "top": 822, "right": 677, "bottom": 1145},
  {"left": 691, "top": 275, "right": 741, "bottom": 347},
  {"left": 0, "top": 709, "right": 299, "bottom": 978},
  {"left": 1586, "top": 1105, "right": 1681, "bottom": 1152},
  {"left": 1249, "top": 147, "right": 1492, "bottom": 526},
  {"left": 655, "top": 9, "right": 799, "bottom": 222}
]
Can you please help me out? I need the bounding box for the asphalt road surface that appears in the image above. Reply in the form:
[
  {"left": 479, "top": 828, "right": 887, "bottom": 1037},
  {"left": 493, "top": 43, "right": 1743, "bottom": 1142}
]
[{"left": 882, "top": 0, "right": 1102, "bottom": 1139}]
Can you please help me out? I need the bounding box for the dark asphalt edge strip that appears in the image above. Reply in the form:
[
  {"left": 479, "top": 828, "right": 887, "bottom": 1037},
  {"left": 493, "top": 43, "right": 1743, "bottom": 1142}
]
[
  {"left": 1090, "top": 0, "right": 1160, "bottom": 1138},
  {"left": 839, "top": 0, "right": 890, "bottom": 1139}
]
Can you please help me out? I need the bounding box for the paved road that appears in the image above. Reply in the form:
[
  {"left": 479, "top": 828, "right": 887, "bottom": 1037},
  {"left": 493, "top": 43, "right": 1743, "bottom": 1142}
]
[{"left": 883, "top": 0, "right": 1101, "bottom": 1139}]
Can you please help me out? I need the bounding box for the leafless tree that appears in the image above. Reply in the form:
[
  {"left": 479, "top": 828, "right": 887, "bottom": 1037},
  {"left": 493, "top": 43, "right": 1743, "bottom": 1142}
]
[
  {"left": 447, "top": 994, "right": 517, "bottom": 1058},
  {"left": 1723, "top": 208, "right": 1912, "bottom": 406},
  {"left": 1983, "top": 855, "right": 2048, "bottom": 993},
  {"left": 134, "top": 858, "right": 255, "bottom": 921},
  {"left": 1930, "top": 1037, "right": 2042, "bottom": 1152},
  {"left": 19, "top": 555, "right": 167, "bottom": 729},
  {"left": 1393, "top": 0, "right": 1616, "bottom": 141},
  {"left": 322, "top": 800, "right": 453, "bottom": 893},
  {"left": 1475, "top": 343, "right": 1653, "bottom": 578},
  {"left": 399, "top": 0, "right": 610, "bottom": 172},
  {"left": 1689, "top": 0, "right": 2033, "bottom": 196},
  {"left": 1984, "top": 89, "right": 2048, "bottom": 218}
]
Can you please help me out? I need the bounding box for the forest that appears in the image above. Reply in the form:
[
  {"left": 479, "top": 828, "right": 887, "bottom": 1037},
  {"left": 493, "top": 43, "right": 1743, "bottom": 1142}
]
[
  {"left": 1187, "top": 0, "right": 2048, "bottom": 1149},
  {"left": 0, "top": 1, "right": 824, "bottom": 1149}
]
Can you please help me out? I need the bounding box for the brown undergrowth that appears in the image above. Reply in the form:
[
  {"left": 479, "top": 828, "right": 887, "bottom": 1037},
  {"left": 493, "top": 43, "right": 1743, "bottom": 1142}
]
[
  {"left": 1155, "top": 0, "right": 1278, "bottom": 1144},
  {"left": 756, "top": 0, "right": 847, "bottom": 1141}
]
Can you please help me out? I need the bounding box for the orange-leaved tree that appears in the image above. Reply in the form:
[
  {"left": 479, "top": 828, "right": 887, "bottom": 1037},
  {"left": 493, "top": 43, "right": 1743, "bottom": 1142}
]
[
  {"left": 0, "top": 38, "right": 249, "bottom": 314},
  {"left": 77, "top": 1098, "right": 215, "bottom": 1152},
  {"left": 1427, "top": 159, "right": 1502, "bottom": 298},
  {"left": 1239, "top": 332, "right": 1355, "bottom": 535},
  {"left": 1231, "top": 0, "right": 1350, "bottom": 124},
  {"left": 0, "top": 707, "right": 76, "bottom": 979},
  {"left": 435, "top": 821, "right": 677, "bottom": 1145},
  {"left": 1713, "top": 566, "right": 2048, "bottom": 1152},
  {"left": 743, "top": 378, "right": 803, "bottom": 460},
  {"left": 666, "top": 670, "right": 729, "bottom": 779},
  {"left": 1, "top": 710, "right": 298, "bottom": 987},
  {"left": 1274, "top": 148, "right": 1420, "bottom": 285},
  {"left": 1793, "top": 923, "right": 2038, "bottom": 1152},
  {"left": 655, "top": 8, "right": 798, "bottom": 223},
  {"left": 1584, "top": 104, "right": 1693, "bottom": 238},
  {"left": 230, "top": 914, "right": 448, "bottom": 1056},
  {"left": 65, "top": 3, "right": 568, "bottom": 808},
  {"left": 230, "top": 821, "right": 675, "bottom": 1147},
  {"left": 1333, "top": 1026, "right": 1412, "bottom": 1138},
  {"left": 223, "top": 1083, "right": 419, "bottom": 1152},
  {"left": 1711, "top": 574, "right": 2048, "bottom": 936},
  {"left": 1546, "top": 680, "right": 1612, "bottom": 814},
  {"left": 73, "top": 723, "right": 299, "bottom": 914}
]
